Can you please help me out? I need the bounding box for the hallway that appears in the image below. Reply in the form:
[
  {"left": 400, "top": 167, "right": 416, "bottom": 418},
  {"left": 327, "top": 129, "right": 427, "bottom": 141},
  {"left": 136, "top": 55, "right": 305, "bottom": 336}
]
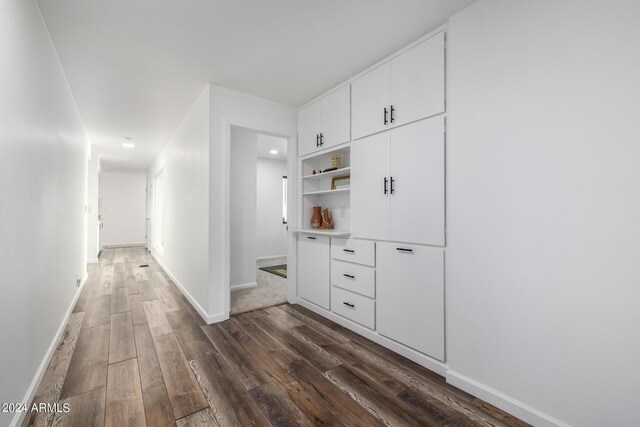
[{"left": 23, "top": 248, "right": 524, "bottom": 427}]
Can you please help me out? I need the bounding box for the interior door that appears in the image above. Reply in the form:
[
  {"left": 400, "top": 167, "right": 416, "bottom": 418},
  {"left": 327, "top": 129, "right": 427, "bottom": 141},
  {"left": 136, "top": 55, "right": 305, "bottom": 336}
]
[
  {"left": 351, "top": 132, "right": 391, "bottom": 241},
  {"left": 390, "top": 32, "right": 445, "bottom": 128},
  {"left": 351, "top": 62, "right": 391, "bottom": 140},
  {"left": 377, "top": 242, "right": 445, "bottom": 361},
  {"left": 390, "top": 116, "right": 445, "bottom": 246},
  {"left": 320, "top": 84, "right": 351, "bottom": 149}
]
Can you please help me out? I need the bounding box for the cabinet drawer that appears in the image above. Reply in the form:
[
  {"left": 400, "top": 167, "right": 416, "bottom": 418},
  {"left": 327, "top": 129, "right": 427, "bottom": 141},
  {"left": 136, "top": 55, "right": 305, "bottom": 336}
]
[
  {"left": 331, "top": 238, "right": 375, "bottom": 266},
  {"left": 331, "top": 287, "right": 375, "bottom": 329},
  {"left": 331, "top": 260, "right": 375, "bottom": 298}
]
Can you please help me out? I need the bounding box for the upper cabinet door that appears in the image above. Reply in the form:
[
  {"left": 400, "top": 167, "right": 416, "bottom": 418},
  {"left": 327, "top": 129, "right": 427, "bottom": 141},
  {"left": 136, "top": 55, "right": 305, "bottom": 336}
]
[
  {"left": 390, "top": 117, "right": 445, "bottom": 246},
  {"left": 298, "top": 101, "right": 321, "bottom": 157},
  {"left": 351, "top": 132, "right": 391, "bottom": 241},
  {"left": 390, "top": 32, "right": 445, "bottom": 128},
  {"left": 351, "top": 63, "right": 391, "bottom": 140},
  {"left": 320, "top": 85, "right": 351, "bottom": 150}
]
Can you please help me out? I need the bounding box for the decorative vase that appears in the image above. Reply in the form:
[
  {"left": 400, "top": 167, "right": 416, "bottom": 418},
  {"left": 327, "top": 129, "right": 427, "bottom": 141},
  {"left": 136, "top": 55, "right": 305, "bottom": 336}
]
[
  {"left": 311, "top": 206, "right": 322, "bottom": 229},
  {"left": 321, "top": 208, "right": 334, "bottom": 230}
]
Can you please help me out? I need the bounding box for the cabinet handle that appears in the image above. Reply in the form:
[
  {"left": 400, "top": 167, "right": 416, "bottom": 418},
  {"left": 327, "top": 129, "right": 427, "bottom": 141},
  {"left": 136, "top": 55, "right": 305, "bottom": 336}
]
[
  {"left": 384, "top": 177, "right": 388, "bottom": 195},
  {"left": 316, "top": 134, "right": 319, "bottom": 147},
  {"left": 390, "top": 105, "right": 395, "bottom": 123},
  {"left": 396, "top": 247, "right": 413, "bottom": 253},
  {"left": 390, "top": 176, "right": 395, "bottom": 194},
  {"left": 343, "top": 274, "right": 355, "bottom": 279},
  {"left": 383, "top": 107, "right": 388, "bottom": 125},
  {"left": 320, "top": 133, "right": 324, "bottom": 146},
  {"left": 343, "top": 302, "right": 355, "bottom": 308},
  {"left": 343, "top": 249, "right": 355, "bottom": 253},
  {"left": 307, "top": 236, "right": 316, "bottom": 240}
]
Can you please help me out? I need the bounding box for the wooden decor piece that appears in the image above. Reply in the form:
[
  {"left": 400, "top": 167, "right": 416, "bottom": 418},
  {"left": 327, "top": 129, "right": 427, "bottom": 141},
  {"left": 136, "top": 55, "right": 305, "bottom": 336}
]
[{"left": 321, "top": 208, "right": 333, "bottom": 230}]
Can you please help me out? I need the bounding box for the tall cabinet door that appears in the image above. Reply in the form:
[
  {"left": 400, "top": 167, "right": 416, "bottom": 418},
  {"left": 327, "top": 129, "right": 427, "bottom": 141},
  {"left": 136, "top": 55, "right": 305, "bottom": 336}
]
[
  {"left": 298, "top": 101, "right": 321, "bottom": 157},
  {"left": 297, "top": 235, "right": 330, "bottom": 309},
  {"left": 377, "top": 242, "right": 444, "bottom": 361},
  {"left": 351, "top": 63, "right": 390, "bottom": 140},
  {"left": 321, "top": 85, "right": 350, "bottom": 149},
  {"left": 351, "top": 132, "right": 391, "bottom": 241},
  {"left": 390, "top": 117, "right": 445, "bottom": 246},
  {"left": 390, "top": 32, "right": 445, "bottom": 128}
]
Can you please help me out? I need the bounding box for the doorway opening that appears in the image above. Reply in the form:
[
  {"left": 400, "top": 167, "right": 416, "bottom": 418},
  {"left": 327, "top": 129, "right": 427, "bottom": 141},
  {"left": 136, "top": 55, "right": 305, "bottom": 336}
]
[{"left": 229, "top": 127, "right": 290, "bottom": 314}]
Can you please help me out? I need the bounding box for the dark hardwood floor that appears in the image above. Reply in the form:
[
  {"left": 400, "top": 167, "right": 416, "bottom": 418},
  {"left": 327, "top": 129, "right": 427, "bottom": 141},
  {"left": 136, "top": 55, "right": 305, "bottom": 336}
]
[{"left": 23, "top": 247, "right": 528, "bottom": 427}]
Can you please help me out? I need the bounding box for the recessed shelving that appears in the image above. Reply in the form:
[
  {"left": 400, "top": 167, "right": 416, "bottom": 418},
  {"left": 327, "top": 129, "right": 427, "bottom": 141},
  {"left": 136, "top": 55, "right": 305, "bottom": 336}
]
[
  {"left": 303, "top": 188, "right": 350, "bottom": 196},
  {"left": 302, "top": 167, "right": 351, "bottom": 180}
]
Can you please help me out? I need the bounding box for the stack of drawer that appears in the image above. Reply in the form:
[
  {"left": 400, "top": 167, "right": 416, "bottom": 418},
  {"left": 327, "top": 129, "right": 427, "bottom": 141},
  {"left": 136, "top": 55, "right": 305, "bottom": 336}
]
[{"left": 330, "top": 238, "right": 376, "bottom": 329}]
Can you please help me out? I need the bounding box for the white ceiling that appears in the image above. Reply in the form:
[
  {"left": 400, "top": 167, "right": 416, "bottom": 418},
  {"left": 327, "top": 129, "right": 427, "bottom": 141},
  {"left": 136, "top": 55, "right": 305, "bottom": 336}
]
[
  {"left": 257, "top": 134, "right": 288, "bottom": 161},
  {"left": 37, "top": 0, "right": 475, "bottom": 171}
]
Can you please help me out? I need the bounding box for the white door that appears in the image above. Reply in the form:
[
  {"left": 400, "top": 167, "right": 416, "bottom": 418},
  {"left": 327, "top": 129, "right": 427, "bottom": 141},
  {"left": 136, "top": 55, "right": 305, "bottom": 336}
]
[
  {"left": 320, "top": 85, "right": 351, "bottom": 150},
  {"left": 390, "top": 32, "right": 445, "bottom": 128},
  {"left": 351, "top": 132, "right": 391, "bottom": 241},
  {"left": 390, "top": 117, "right": 445, "bottom": 246},
  {"left": 377, "top": 242, "right": 445, "bottom": 361},
  {"left": 298, "top": 101, "right": 321, "bottom": 157},
  {"left": 351, "top": 62, "right": 391, "bottom": 140},
  {"left": 297, "top": 235, "right": 330, "bottom": 309}
]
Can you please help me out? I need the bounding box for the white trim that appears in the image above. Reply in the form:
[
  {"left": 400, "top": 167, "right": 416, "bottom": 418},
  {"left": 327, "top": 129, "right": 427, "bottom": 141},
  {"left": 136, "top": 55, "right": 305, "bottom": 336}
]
[
  {"left": 151, "top": 253, "right": 226, "bottom": 324},
  {"left": 295, "top": 298, "right": 448, "bottom": 376},
  {"left": 101, "top": 242, "right": 146, "bottom": 248},
  {"left": 230, "top": 282, "right": 257, "bottom": 291},
  {"left": 11, "top": 274, "right": 88, "bottom": 427},
  {"left": 87, "top": 258, "right": 99, "bottom": 264},
  {"left": 446, "top": 371, "right": 570, "bottom": 427},
  {"left": 256, "top": 254, "right": 287, "bottom": 261},
  {"left": 297, "top": 24, "right": 447, "bottom": 110}
]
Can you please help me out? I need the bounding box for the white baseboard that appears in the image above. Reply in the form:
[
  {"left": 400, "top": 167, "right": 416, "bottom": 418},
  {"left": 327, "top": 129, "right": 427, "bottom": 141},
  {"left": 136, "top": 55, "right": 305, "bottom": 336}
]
[
  {"left": 150, "top": 254, "right": 224, "bottom": 325},
  {"left": 11, "top": 273, "right": 88, "bottom": 427},
  {"left": 101, "top": 242, "right": 146, "bottom": 249},
  {"left": 295, "top": 298, "right": 448, "bottom": 376},
  {"left": 445, "top": 371, "right": 569, "bottom": 427},
  {"left": 257, "top": 254, "right": 287, "bottom": 261},
  {"left": 231, "top": 282, "right": 257, "bottom": 291},
  {"left": 87, "top": 258, "right": 99, "bottom": 264}
]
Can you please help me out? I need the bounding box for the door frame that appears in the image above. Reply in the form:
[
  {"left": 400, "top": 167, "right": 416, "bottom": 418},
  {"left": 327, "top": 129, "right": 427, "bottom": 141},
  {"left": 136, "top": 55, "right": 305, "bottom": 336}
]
[{"left": 222, "top": 118, "right": 298, "bottom": 318}]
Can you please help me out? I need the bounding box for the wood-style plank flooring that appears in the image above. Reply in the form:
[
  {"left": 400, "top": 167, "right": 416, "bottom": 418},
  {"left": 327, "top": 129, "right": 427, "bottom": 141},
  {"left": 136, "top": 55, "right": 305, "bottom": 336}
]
[{"left": 23, "top": 247, "right": 528, "bottom": 427}]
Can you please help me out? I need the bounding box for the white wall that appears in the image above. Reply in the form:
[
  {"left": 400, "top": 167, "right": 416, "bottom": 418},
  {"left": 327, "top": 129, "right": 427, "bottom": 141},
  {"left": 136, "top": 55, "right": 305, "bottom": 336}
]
[
  {"left": 149, "top": 86, "right": 210, "bottom": 317},
  {"left": 230, "top": 128, "right": 257, "bottom": 288},
  {"left": 86, "top": 152, "right": 100, "bottom": 262},
  {"left": 446, "top": 1, "right": 640, "bottom": 426},
  {"left": 209, "top": 85, "right": 297, "bottom": 319},
  {"left": 257, "top": 158, "right": 288, "bottom": 259},
  {"left": 100, "top": 171, "right": 147, "bottom": 247},
  {"left": 0, "top": 1, "right": 88, "bottom": 425}
]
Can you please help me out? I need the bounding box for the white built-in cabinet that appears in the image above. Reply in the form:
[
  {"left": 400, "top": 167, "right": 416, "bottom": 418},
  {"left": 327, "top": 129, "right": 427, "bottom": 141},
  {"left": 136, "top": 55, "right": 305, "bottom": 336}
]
[
  {"left": 298, "top": 85, "right": 351, "bottom": 157},
  {"left": 295, "top": 29, "right": 447, "bottom": 367},
  {"left": 351, "top": 116, "right": 445, "bottom": 246},
  {"left": 376, "top": 242, "right": 445, "bottom": 361},
  {"left": 351, "top": 32, "right": 445, "bottom": 140},
  {"left": 297, "top": 235, "right": 331, "bottom": 309}
]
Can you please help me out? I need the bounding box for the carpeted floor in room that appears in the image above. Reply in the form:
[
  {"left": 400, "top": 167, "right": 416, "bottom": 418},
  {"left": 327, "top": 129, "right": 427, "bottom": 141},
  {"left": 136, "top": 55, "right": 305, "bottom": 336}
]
[{"left": 230, "top": 257, "right": 287, "bottom": 315}]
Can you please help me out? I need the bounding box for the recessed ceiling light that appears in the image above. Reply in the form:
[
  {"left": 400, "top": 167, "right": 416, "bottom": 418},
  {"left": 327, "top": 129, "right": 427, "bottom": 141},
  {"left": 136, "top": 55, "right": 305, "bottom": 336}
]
[
  {"left": 270, "top": 149, "right": 278, "bottom": 154},
  {"left": 122, "top": 143, "right": 135, "bottom": 148}
]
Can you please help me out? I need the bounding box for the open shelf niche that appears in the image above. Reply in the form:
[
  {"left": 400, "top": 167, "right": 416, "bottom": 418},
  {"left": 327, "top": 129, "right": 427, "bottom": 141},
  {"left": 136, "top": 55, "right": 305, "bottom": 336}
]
[{"left": 300, "top": 145, "right": 351, "bottom": 232}]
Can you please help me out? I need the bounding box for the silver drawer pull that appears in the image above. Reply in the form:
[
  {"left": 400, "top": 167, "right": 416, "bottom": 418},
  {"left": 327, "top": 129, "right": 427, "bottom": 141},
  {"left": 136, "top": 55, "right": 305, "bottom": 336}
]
[
  {"left": 343, "top": 274, "right": 355, "bottom": 279},
  {"left": 396, "top": 247, "right": 413, "bottom": 253},
  {"left": 343, "top": 249, "right": 355, "bottom": 254},
  {"left": 343, "top": 302, "right": 355, "bottom": 309}
]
